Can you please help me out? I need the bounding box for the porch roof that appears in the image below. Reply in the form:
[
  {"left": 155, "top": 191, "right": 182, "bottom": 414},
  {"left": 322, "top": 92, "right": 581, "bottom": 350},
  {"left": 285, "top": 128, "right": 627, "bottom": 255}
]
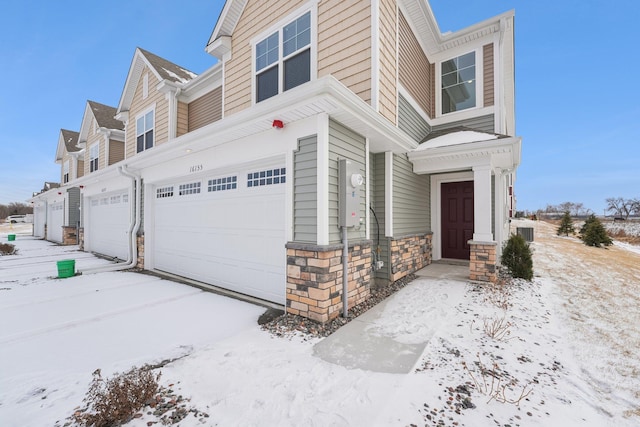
[{"left": 408, "top": 127, "right": 521, "bottom": 174}]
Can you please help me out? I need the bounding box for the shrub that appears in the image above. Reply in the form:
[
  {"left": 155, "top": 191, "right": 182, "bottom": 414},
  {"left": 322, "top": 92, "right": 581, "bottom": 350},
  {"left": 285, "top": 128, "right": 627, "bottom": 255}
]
[
  {"left": 556, "top": 211, "right": 575, "bottom": 236},
  {"left": 501, "top": 234, "right": 533, "bottom": 280},
  {"left": 0, "top": 243, "right": 16, "bottom": 255},
  {"left": 74, "top": 366, "right": 160, "bottom": 427},
  {"left": 580, "top": 214, "right": 612, "bottom": 247}
]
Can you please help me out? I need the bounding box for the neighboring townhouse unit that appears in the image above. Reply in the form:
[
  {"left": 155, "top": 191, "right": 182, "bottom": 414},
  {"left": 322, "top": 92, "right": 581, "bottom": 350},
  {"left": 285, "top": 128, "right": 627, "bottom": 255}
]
[
  {"left": 77, "top": 100, "right": 125, "bottom": 175},
  {"left": 30, "top": 0, "right": 521, "bottom": 324}
]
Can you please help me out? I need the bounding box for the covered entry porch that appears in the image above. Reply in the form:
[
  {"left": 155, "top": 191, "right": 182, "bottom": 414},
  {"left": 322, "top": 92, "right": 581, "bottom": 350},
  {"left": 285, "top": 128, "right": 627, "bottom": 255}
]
[{"left": 408, "top": 128, "right": 521, "bottom": 282}]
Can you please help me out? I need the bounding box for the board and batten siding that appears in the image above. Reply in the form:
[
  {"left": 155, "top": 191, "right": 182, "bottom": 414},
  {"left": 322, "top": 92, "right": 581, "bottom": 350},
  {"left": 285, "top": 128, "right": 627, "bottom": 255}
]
[
  {"left": 371, "top": 152, "right": 390, "bottom": 280},
  {"left": 109, "top": 140, "right": 125, "bottom": 166},
  {"left": 318, "top": 0, "right": 372, "bottom": 104},
  {"left": 293, "top": 135, "right": 318, "bottom": 243},
  {"left": 67, "top": 187, "right": 81, "bottom": 227},
  {"left": 224, "top": 0, "right": 307, "bottom": 116},
  {"left": 483, "top": 43, "right": 494, "bottom": 107},
  {"left": 393, "top": 154, "right": 430, "bottom": 235},
  {"left": 188, "top": 86, "right": 223, "bottom": 132},
  {"left": 177, "top": 101, "right": 188, "bottom": 137},
  {"left": 377, "top": 0, "right": 397, "bottom": 124},
  {"left": 398, "top": 94, "right": 431, "bottom": 142},
  {"left": 399, "top": 11, "right": 434, "bottom": 119},
  {"left": 126, "top": 67, "right": 170, "bottom": 159},
  {"left": 328, "top": 120, "right": 366, "bottom": 244},
  {"left": 432, "top": 114, "right": 495, "bottom": 134},
  {"left": 77, "top": 159, "right": 84, "bottom": 178}
]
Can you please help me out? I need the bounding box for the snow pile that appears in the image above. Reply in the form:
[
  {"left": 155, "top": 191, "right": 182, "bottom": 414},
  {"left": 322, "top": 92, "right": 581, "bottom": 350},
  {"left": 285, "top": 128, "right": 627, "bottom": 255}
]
[{"left": 605, "top": 220, "right": 640, "bottom": 237}]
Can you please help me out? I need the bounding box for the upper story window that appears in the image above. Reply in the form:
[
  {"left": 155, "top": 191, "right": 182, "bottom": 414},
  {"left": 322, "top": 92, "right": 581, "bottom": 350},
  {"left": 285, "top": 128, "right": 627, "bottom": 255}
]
[
  {"left": 255, "top": 11, "right": 311, "bottom": 103},
  {"left": 89, "top": 144, "right": 99, "bottom": 173},
  {"left": 63, "top": 160, "right": 69, "bottom": 183},
  {"left": 441, "top": 52, "right": 476, "bottom": 114},
  {"left": 136, "top": 110, "right": 154, "bottom": 153}
]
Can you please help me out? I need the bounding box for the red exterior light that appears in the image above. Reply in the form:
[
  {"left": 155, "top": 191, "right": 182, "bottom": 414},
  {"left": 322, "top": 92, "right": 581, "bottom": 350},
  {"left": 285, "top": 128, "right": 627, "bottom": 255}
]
[{"left": 272, "top": 119, "right": 284, "bottom": 129}]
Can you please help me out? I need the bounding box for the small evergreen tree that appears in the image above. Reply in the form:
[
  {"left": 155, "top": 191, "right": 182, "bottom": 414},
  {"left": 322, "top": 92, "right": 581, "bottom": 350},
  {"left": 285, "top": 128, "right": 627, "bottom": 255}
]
[
  {"left": 556, "top": 211, "right": 575, "bottom": 236},
  {"left": 579, "top": 214, "right": 612, "bottom": 247},
  {"left": 501, "top": 234, "right": 534, "bottom": 280}
]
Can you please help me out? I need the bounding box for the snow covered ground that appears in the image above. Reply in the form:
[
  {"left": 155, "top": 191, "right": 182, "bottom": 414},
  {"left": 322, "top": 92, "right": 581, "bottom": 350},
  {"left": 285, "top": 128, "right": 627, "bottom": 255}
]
[{"left": 1, "top": 222, "right": 639, "bottom": 426}]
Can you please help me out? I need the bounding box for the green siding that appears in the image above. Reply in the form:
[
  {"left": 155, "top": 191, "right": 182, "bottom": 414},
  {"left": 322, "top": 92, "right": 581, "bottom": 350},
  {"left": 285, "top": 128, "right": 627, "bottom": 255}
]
[
  {"left": 371, "top": 152, "right": 390, "bottom": 280},
  {"left": 431, "top": 114, "right": 495, "bottom": 134},
  {"left": 398, "top": 94, "right": 431, "bottom": 142},
  {"left": 328, "top": 120, "right": 366, "bottom": 244},
  {"left": 294, "top": 136, "right": 318, "bottom": 243},
  {"left": 393, "top": 154, "right": 430, "bottom": 235}
]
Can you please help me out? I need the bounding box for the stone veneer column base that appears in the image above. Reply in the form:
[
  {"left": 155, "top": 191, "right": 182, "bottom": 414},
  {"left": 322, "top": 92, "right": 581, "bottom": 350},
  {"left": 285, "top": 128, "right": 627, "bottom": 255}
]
[
  {"left": 469, "top": 241, "right": 497, "bottom": 283},
  {"left": 286, "top": 241, "right": 371, "bottom": 324},
  {"left": 390, "top": 233, "right": 433, "bottom": 282},
  {"left": 78, "top": 227, "right": 84, "bottom": 250},
  {"left": 136, "top": 234, "right": 145, "bottom": 270},
  {"left": 62, "top": 226, "right": 78, "bottom": 245}
]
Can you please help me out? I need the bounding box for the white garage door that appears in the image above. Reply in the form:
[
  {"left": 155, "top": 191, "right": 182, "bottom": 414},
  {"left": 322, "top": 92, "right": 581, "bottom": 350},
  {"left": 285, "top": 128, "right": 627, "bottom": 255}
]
[
  {"left": 34, "top": 204, "right": 46, "bottom": 238},
  {"left": 47, "top": 202, "right": 64, "bottom": 243},
  {"left": 87, "top": 192, "right": 130, "bottom": 260},
  {"left": 154, "top": 165, "right": 286, "bottom": 304}
]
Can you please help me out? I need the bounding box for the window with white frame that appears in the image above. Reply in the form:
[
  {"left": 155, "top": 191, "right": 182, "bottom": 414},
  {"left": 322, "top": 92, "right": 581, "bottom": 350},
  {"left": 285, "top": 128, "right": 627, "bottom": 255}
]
[
  {"left": 136, "top": 110, "right": 154, "bottom": 153},
  {"left": 441, "top": 52, "right": 476, "bottom": 114},
  {"left": 255, "top": 11, "right": 311, "bottom": 103},
  {"left": 89, "top": 144, "right": 99, "bottom": 172},
  {"left": 63, "top": 160, "right": 69, "bottom": 183}
]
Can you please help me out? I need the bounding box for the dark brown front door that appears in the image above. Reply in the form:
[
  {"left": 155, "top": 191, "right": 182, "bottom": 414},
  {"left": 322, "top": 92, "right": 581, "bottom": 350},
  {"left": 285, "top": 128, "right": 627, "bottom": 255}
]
[{"left": 441, "top": 181, "right": 474, "bottom": 259}]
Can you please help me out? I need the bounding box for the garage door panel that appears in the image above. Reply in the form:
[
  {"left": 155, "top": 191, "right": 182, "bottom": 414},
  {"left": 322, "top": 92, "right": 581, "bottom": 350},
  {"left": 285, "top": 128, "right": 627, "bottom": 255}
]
[
  {"left": 154, "top": 167, "right": 286, "bottom": 304},
  {"left": 88, "top": 193, "right": 130, "bottom": 260},
  {"left": 47, "top": 202, "right": 64, "bottom": 243}
]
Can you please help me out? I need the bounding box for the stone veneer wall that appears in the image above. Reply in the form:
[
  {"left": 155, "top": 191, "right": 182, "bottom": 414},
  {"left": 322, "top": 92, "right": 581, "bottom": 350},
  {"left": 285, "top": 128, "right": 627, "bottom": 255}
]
[
  {"left": 78, "top": 227, "right": 84, "bottom": 250},
  {"left": 62, "top": 226, "right": 78, "bottom": 245},
  {"left": 469, "top": 241, "right": 497, "bottom": 283},
  {"left": 286, "top": 241, "right": 371, "bottom": 323},
  {"left": 136, "top": 234, "right": 145, "bottom": 269},
  {"left": 390, "top": 233, "right": 432, "bottom": 282}
]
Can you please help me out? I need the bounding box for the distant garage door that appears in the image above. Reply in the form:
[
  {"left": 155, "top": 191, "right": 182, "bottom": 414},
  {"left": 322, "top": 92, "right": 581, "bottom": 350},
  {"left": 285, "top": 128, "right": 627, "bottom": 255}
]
[
  {"left": 87, "top": 192, "right": 130, "bottom": 260},
  {"left": 47, "top": 202, "right": 64, "bottom": 243},
  {"left": 34, "top": 204, "right": 46, "bottom": 238},
  {"left": 153, "top": 164, "right": 287, "bottom": 304}
]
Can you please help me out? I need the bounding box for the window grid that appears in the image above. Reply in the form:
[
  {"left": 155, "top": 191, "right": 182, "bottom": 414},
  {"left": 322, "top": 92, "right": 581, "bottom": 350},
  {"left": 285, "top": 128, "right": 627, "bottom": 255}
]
[
  {"left": 100, "top": 198, "right": 109, "bottom": 205},
  {"left": 122, "top": 194, "right": 129, "bottom": 203},
  {"left": 110, "top": 195, "right": 121, "bottom": 204},
  {"left": 247, "top": 168, "right": 286, "bottom": 188},
  {"left": 208, "top": 176, "right": 238, "bottom": 192},
  {"left": 441, "top": 51, "right": 476, "bottom": 114},
  {"left": 91, "top": 199, "right": 99, "bottom": 207},
  {"left": 156, "top": 186, "right": 174, "bottom": 198},
  {"left": 179, "top": 182, "right": 202, "bottom": 196}
]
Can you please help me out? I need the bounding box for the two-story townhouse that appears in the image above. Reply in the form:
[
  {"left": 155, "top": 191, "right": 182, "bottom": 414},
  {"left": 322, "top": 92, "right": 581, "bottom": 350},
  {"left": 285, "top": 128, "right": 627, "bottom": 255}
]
[{"left": 31, "top": 0, "right": 521, "bottom": 325}]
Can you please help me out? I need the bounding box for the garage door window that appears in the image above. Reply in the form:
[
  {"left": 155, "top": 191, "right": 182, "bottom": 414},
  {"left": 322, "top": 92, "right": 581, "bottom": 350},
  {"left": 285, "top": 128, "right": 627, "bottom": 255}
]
[
  {"left": 208, "top": 176, "right": 237, "bottom": 192},
  {"left": 157, "top": 186, "right": 174, "bottom": 198},
  {"left": 179, "top": 182, "right": 201, "bottom": 195},
  {"left": 247, "top": 168, "right": 286, "bottom": 187}
]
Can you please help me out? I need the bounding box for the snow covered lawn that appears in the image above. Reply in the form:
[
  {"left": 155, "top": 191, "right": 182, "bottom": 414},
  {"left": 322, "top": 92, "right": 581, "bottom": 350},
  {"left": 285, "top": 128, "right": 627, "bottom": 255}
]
[{"left": 1, "top": 222, "right": 639, "bottom": 427}]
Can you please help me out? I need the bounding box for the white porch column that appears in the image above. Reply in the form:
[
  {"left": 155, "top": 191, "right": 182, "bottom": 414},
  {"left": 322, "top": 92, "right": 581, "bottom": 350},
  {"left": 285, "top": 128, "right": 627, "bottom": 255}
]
[{"left": 472, "top": 164, "right": 494, "bottom": 242}]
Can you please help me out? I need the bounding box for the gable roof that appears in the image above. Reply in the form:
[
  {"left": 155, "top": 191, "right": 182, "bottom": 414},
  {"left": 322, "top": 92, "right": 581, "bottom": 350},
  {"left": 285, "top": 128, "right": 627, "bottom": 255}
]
[
  {"left": 55, "top": 129, "right": 80, "bottom": 162},
  {"left": 78, "top": 100, "right": 124, "bottom": 146},
  {"left": 206, "top": 0, "right": 248, "bottom": 53},
  {"left": 117, "top": 48, "right": 198, "bottom": 115}
]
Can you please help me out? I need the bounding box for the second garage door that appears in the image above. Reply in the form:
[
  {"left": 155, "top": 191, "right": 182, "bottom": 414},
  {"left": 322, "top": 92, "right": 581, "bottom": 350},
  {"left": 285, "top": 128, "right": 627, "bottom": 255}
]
[
  {"left": 87, "top": 192, "right": 131, "bottom": 260},
  {"left": 153, "top": 164, "right": 287, "bottom": 304}
]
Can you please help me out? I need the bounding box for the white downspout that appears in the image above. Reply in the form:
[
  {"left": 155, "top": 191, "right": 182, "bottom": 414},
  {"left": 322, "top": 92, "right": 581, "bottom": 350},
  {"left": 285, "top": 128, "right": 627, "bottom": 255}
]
[{"left": 79, "top": 165, "right": 141, "bottom": 274}]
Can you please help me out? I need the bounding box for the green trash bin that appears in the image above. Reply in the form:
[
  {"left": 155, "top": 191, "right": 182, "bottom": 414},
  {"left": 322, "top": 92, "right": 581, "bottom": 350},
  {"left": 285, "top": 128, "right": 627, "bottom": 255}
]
[
  {"left": 7, "top": 234, "right": 15, "bottom": 241},
  {"left": 57, "top": 259, "right": 76, "bottom": 278}
]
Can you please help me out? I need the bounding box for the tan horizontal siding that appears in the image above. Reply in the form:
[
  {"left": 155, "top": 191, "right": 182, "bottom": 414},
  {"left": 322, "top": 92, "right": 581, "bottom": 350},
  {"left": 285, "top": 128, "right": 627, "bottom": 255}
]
[
  {"left": 224, "top": 0, "right": 307, "bottom": 116},
  {"left": 188, "top": 86, "right": 222, "bottom": 131},
  {"left": 399, "top": 10, "right": 433, "bottom": 118},
  {"left": 126, "top": 67, "right": 169, "bottom": 158},
  {"left": 177, "top": 101, "right": 188, "bottom": 137},
  {"left": 318, "top": 0, "right": 371, "bottom": 104},
  {"left": 483, "top": 43, "right": 494, "bottom": 107},
  {"left": 109, "top": 140, "right": 125, "bottom": 165},
  {"left": 378, "top": 0, "right": 397, "bottom": 124}
]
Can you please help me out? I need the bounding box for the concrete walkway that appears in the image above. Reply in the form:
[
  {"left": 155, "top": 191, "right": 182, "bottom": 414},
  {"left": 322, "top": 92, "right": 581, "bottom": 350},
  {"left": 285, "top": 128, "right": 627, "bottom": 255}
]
[{"left": 313, "top": 263, "right": 469, "bottom": 373}]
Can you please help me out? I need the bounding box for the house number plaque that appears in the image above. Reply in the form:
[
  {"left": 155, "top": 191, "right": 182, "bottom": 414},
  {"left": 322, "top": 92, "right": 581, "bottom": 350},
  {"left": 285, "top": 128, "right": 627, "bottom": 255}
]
[{"left": 189, "top": 164, "right": 203, "bottom": 173}]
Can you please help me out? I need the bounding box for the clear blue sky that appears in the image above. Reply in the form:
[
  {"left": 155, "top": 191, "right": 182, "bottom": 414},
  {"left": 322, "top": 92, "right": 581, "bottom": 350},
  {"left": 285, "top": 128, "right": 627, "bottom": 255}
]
[{"left": 1, "top": 1, "right": 638, "bottom": 215}]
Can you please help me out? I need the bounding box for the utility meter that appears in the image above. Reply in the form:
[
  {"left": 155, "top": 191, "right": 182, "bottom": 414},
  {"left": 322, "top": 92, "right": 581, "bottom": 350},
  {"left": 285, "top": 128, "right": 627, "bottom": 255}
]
[{"left": 338, "top": 159, "right": 363, "bottom": 228}]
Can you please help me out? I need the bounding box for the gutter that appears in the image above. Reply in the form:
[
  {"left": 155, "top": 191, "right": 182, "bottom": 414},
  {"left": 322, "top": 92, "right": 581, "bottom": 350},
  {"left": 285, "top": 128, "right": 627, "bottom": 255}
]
[{"left": 79, "top": 165, "right": 141, "bottom": 274}]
